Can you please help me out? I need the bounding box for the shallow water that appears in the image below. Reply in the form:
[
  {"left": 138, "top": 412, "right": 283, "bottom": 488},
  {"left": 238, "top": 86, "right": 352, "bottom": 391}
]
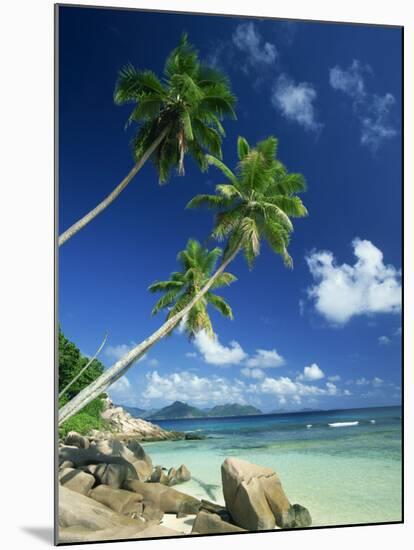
[{"left": 141, "top": 406, "right": 402, "bottom": 527}]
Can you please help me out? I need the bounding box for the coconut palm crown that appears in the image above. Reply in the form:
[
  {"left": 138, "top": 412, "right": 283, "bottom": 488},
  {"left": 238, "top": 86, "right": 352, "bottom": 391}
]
[
  {"left": 114, "top": 33, "right": 236, "bottom": 182},
  {"left": 187, "top": 136, "right": 308, "bottom": 268},
  {"left": 148, "top": 239, "right": 236, "bottom": 338}
]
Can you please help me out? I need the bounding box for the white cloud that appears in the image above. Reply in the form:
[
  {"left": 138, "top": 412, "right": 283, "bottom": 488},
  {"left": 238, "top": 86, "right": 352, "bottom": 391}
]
[
  {"left": 185, "top": 352, "right": 198, "bottom": 358},
  {"left": 232, "top": 22, "right": 278, "bottom": 67},
  {"left": 360, "top": 93, "right": 397, "bottom": 150},
  {"left": 329, "top": 59, "right": 367, "bottom": 98},
  {"left": 297, "top": 363, "right": 325, "bottom": 381},
  {"left": 143, "top": 370, "right": 247, "bottom": 406},
  {"left": 258, "top": 376, "right": 341, "bottom": 407},
  {"left": 193, "top": 330, "right": 247, "bottom": 366},
  {"left": 246, "top": 349, "right": 285, "bottom": 368},
  {"left": 378, "top": 335, "right": 390, "bottom": 346},
  {"left": 240, "top": 367, "right": 265, "bottom": 379},
  {"left": 105, "top": 342, "right": 147, "bottom": 363},
  {"left": 108, "top": 376, "right": 132, "bottom": 403},
  {"left": 328, "top": 375, "right": 341, "bottom": 382},
  {"left": 355, "top": 377, "right": 384, "bottom": 387},
  {"left": 272, "top": 74, "right": 321, "bottom": 131},
  {"left": 147, "top": 358, "right": 159, "bottom": 367},
  {"left": 306, "top": 238, "right": 401, "bottom": 325},
  {"left": 329, "top": 60, "right": 397, "bottom": 151}
]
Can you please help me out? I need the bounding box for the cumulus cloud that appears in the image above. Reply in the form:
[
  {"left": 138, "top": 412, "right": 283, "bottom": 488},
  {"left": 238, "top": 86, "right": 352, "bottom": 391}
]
[
  {"left": 297, "top": 363, "right": 325, "bottom": 381},
  {"left": 246, "top": 349, "right": 285, "bottom": 368},
  {"left": 193, "top": 330, "right": 247, "bottom": 366},
  {"left": 306, "top": 238, "right": 401, "bottom": 325},
  {"left": 191, "top": 330, "right": 286, "bottom": 370},
  {"left": 240, "top": 367, "right": 265, "bottom": 379},
  {"left": 185, "top": 352, "right": 197, "bottom": 359},
  {"left": 258, "top": 376, "right": 340, "bottom": 406},
  {"left": 232, "top": 22, "right": 278, "bottom": 67},
  {"left": 329, "top": 60, "right": 397, "bottom": 150},
  {"left": 143, "top": 370, "right": 247, "bottom": 406},
  {"left": 328, "top": 375, "right": 341, "bottom": 382},
  {"left": 108, "top": 376, "right": 133, "bottom": 403},
  {"left": 378, "top": 335, "right": 390, "bottom": 345},
  {"left": 272, "top": 74, "right": 321, "bottom": 131}
]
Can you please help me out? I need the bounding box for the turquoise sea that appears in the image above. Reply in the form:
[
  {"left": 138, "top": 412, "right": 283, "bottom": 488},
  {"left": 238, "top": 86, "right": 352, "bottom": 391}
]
[{"left": 141, "top": 406, "right": 402, "bottom": 527}]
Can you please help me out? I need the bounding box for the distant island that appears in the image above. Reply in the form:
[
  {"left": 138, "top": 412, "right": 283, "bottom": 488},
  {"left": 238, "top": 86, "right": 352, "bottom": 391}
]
[{"left": 120, "top": 401, "right": 263, "bottom": 420}]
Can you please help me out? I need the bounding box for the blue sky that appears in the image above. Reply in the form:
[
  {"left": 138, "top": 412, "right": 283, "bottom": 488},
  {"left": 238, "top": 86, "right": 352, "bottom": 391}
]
[{"left": 58, "top": 6, "right": 402, "bottom": 413}]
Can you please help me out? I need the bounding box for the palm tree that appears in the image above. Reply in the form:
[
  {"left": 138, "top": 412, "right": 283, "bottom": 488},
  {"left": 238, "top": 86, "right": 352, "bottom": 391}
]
[
  {"left": 149, "top": 239, "right": 236, "bottom": 338},
  {"left": 58, "top": 136, "right": 307, "bottom": 424},
  {"left": 58, "top": 34, "right": 236, "bottom": 246}
]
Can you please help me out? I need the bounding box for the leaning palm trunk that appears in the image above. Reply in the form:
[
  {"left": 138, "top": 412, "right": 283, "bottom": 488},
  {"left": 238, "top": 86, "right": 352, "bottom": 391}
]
[
  {"left": 58, "top": 126, "right": 170, "bottom": 246},
  {"left": 58, "top": 245, "right": 240, "bottom": 424}
]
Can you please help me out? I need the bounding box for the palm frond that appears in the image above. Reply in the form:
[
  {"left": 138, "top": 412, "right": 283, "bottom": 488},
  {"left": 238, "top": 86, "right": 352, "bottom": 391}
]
[
  {"left": 237, "top": 136, "right": 250, "bottom": 160},
  {"left": 206, "top": 293, "right": 234, "bottom": 319},
  {"left": 206, "top": 155, "right": 238, "bottom": 185},
  {"left": 210, "top": 272, "right": 238, "bottom": 289},
  {"left": 186, "top": 194, "right": 231, "bottom": 210}
]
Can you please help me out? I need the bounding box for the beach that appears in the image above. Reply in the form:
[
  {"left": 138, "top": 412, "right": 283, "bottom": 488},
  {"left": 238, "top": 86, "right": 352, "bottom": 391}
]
[{"left": 143, "top": 406, "right": 402, "bottom": 527}]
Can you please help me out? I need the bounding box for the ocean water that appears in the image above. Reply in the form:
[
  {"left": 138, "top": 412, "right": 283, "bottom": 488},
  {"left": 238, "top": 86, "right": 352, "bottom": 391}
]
[{"left": 140, "top": 406, "right": 402, "bottom": 527}]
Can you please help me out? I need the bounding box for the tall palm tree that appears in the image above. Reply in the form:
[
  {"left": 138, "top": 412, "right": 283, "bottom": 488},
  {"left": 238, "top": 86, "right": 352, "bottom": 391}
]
[
  {"left": 58, "top": 34, "right": 236, "bottom": 246},
  {"left": 58, "top": 136, "right": 307, "bottom": 424},
  {"left": 149, "top": 238, "right": 236, "bottom": 338}
]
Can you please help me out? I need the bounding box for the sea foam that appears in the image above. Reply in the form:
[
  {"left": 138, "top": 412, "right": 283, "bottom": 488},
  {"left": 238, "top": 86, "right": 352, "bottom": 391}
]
[{"left": 328, "top": 421, "right": 359, "bottom": 428}]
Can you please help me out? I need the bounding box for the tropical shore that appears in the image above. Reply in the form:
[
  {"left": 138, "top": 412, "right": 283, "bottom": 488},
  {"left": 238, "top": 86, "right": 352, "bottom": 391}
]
[{"left": 58, "top": 400, "right": 312, "bottom": 543}]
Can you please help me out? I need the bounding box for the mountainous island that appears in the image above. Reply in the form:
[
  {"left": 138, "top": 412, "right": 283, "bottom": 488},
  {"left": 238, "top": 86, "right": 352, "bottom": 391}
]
[{"left": 121, "top": 401, "right": 262, "bottom": 420}]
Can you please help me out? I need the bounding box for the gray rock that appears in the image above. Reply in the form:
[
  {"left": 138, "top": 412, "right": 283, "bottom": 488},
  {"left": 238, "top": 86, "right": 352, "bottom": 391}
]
[
  {"left": 176, "top": 464, "right": 191, "bottom": 482},
  {"left": 150, "top": 466, "right": 169, "bottom": 485},
  {"left": 221, "top": 457, "right": 294, "bottom": 530},
  {"left": 292, "top": 503, "right": 312, "bottom": 527},
  {"left": 142, "top": 502, "right": 164, "bottom": 522},
  {"left": 59, "top": 486, "right": 146, "bottom": 532},
  {"left": 200, "top": 500, "right": 232, "bottom": 523},
  {"left": 89, "top": 485, "right": 144, "bottom": 516},
  {"left": 59, "top": 446, "right": 137, "bottom": 480},
  {"left": 64, "top": 431, "right": 90, "bottom": 449},
  {"left": 58, "top": 524, "right": 182, "bottom": 544},
  {"left": 88, "top": 463, "right": 129, "bottom": 489},
  {"left": 59, "top": 460, "right": 74, "bottom": 470},
  {"left": 123, "top": 480, "right": 201, "bottom": 514},
  {"left": 59, "top": 468, "right": 95, "bottom": 496},
  {"left": 191, "top": 511, "right": 246, "bottom": 535}
]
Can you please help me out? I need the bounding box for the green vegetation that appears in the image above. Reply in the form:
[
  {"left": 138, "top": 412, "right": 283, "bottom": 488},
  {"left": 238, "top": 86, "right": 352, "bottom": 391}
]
[
  {"left": 59, "top": 34, "right": 236, "bottom": 246},
  {"left": 149, "top": 238, "right": 236, "bottom": 338},
  {"left": 114, "top": 33, "right": 236, "bottom": 181},
  {"left": 59, "top": 135, "right": 308, "bottom": 424},
  {"left": 58, "top": 329, "right": 109, "bottom": 438},
  {"left": 187, "top": 135, "right": 308, "bottom": 269}
]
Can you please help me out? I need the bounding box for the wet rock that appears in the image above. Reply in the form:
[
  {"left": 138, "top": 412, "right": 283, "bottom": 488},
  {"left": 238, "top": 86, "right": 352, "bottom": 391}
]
[{"left": 291, "top": 503, "right": 312, "bottom": 527}]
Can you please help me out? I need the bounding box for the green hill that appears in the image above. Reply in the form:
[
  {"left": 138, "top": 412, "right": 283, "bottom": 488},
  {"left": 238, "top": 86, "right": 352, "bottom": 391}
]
[{"left": 207, "top": 403, "right": 262, "bottom": 417}]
